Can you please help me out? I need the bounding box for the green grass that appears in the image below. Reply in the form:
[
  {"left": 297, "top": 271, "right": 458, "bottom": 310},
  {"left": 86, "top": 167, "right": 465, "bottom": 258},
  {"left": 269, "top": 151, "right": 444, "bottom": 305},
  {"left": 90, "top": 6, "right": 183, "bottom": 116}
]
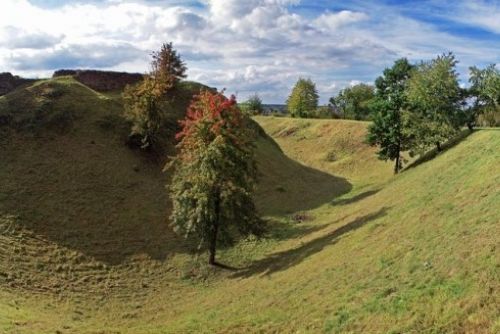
[
  {"left": 0, "top": 80, "right": 498, "bottom": 333},
  {"left": 253, "top": 115, "right": 394, "bottom": 187}
]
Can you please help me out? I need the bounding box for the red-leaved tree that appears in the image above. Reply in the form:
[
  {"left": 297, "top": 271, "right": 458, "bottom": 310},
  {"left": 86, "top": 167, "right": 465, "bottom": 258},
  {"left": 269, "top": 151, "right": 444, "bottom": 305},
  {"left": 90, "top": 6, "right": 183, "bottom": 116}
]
[{"left": 167, "top": 90, "right": 264, "bottom": 265}]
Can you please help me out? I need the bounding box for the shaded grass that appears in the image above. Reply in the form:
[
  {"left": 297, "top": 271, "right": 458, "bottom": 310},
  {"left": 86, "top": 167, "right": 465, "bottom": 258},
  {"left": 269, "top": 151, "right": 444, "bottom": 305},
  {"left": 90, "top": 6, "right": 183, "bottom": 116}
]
[{"left": 404, "top": 128, "right": 473, "bottom": 171}]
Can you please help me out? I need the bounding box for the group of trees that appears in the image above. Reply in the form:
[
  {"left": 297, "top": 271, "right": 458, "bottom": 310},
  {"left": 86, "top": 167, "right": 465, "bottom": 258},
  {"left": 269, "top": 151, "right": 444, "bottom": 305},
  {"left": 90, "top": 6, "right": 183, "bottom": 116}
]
[
  {"left": 281, "top": 54, "right": 498, "bottom": 174},
  {"left": 124, "top": 43, "right": 263, "bottom": 265},
  {"left": 468, "top": 64, "right": 500, "bottom": 127},
  {"left": 124, "top": 42, "right": 498, "bottom": 264},
  {"left": 368, "top": 53, "right": 499, "bottom": 173},
  {"left": 329, "top": 83, "right": 375, "bottom": 120},
  {"left": 285, "top": 78, "right": 377, "bottom": 120}
]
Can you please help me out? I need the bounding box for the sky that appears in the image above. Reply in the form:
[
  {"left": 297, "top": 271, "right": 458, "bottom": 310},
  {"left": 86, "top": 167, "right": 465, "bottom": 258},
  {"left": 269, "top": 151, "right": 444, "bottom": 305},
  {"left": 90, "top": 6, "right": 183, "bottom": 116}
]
[{"left": 0, "top": 0, "right": 499, "bottom": 103}]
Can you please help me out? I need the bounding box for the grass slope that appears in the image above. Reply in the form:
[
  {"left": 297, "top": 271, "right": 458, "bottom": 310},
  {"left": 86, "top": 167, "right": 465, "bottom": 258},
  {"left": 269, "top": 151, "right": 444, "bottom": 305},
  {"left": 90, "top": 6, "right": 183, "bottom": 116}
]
[
  {"left": 0, "top": 80, "right": 498, "bottom": 333},
  {"left": 140, "top": 129, "right": 499, "bottom": 334},
  {"left": 0, "top": 78, "right": 351, "bottom": 332},
  {"left": 253, "top": 116, "right": 394, "bottom": 187}
]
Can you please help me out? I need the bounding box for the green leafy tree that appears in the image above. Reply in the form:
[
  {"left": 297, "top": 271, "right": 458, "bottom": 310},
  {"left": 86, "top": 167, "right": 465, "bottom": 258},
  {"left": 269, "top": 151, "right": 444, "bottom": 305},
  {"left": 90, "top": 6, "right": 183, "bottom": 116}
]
[
  {"left": 367, "top": 58, "right": 414, "bottom": 173},
  {"left": 123, "top": 77, "right": 163, "bottom": 149},
  {"left": 124, "top": 42, "right": 187, "bottom": 149},
  {"left": 241, "top": 93, "right": 264, "bottom": 115},
  {"left": 329, "top": 83, "right": 375, "bottom": 120},
  {"left": 287, "top": 78, "right": 319, "bottom": 118},
  {"left": 467, "top": 64, "right": 500, "bottom": 128},
  {"left": 406, "top": 52, "right": 464, "bottom": 153},
  {"left": 167, "top": 90, "right": 264, "bottom": 265}
]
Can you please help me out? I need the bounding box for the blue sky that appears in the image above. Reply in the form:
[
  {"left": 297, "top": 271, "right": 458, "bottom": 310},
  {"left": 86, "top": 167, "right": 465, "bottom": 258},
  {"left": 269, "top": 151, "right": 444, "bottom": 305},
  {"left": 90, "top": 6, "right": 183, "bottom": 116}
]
[{"left": 0, "top": 0, "right": 499, "bottom": 103}]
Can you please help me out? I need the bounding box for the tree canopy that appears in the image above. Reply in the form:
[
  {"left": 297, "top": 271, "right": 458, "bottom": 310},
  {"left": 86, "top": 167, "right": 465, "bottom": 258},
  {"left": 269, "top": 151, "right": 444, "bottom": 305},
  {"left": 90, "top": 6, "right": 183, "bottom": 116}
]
[
  {"left": 406, "top": 52, "right": 463, "bottom": 153},
  {"left": 367, "top": 58, "right": 414, "bottom": 173},
  {"left": 467, "top": 64, "right": 500, "bottom": 127},
  {"left": 329, "top": 83, "right": 375, "bottom": 120}
]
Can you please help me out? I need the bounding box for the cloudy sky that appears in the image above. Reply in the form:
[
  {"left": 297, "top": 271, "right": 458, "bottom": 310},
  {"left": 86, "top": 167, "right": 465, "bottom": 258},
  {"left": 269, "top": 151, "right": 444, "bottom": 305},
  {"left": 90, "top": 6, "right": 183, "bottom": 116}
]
[{"left": 1, "top": 0, "right": 499, "bottom": 103}]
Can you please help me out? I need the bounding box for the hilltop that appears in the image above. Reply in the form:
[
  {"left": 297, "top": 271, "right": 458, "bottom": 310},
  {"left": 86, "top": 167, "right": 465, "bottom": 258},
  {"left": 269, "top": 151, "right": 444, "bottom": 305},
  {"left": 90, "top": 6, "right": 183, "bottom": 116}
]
[{"left": 0, "top": 78, "right": 498, "bottom": 333}]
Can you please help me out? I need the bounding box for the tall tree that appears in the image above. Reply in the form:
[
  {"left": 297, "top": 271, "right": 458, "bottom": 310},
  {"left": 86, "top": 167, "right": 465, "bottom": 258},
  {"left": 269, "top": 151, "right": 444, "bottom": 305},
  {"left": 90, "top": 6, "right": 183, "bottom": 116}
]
[
  {"left": 406, "top": 52, "right": 464, "bottom": 153},
  {"left": 367, "top": 58, "right": 414, "bottom": 173},
  {"left": 287, "top": 78, "right": 319, "bottom": 118},
  {"left": 467, "top": 64, "right": 500, "bottom": 128},
  {"left": 124, "top": 42, "right": 187, "bottom": 149},
  {"left": 168, "top": 90, "right": 264, "bottom": 265},
  {"left": 329, "top": 83, "right": 375, "bottom": 120}
]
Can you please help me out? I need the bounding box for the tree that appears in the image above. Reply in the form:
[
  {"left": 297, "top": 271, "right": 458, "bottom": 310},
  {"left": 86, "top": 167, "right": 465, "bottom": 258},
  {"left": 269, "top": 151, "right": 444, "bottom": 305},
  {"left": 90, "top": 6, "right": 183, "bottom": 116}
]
[
  {"left": 406, "top": 52, "right": 464, "bottom": 153},
  {"left": 367, "top": 58, "right": 414, "bottom": 173},
  {"left": 329, "top": 83, "right": 375, "bottom": 120},
  {"left": 124, "top": 42, "right": 187, "bottom": 149},
  {"left": 467, "top": 64, "right": 500, "bottom": 128},
  {"left": 241, "top": 93, "right": 264, "bottom": 115},
  {"left": 168, "top": 90, "right": 264, "bottom": 265},
  {"left": 123, "top": 77, "right": 163, "bottom": 149},
  {"left": 287, "top": 78, "right": 319, "bottom": 118},
  {"left": 150, "top": 42, "right": 187, "bottom": 95}
]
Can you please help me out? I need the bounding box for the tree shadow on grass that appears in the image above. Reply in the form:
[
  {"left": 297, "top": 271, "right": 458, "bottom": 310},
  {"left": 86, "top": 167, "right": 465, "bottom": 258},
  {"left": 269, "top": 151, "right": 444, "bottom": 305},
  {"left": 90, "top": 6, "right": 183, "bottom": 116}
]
[
  {"left": 264, "top": 217, "right": 334, "bottom": 242},
  {"left": 330, "top": 189, "right": 381, "bottom": 206},
  {"left": 254, "top": 135, "right": 352, "bottom": 216},
  {"left": 403, "top": 129, "right": 472, "bottom": 172},
  {"left": 231, "top": 207, "right": 389, "bottom": 278}
]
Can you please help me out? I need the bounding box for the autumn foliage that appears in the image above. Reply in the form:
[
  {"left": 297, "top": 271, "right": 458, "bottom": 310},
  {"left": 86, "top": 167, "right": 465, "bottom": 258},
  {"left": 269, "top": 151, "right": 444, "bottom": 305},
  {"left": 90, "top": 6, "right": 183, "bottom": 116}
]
[
  {"left": 123, "top": 42, "right": 187, "bottom": 150},
  {"left": 168, "top": 90, "right": 264, "bottom": 265}
]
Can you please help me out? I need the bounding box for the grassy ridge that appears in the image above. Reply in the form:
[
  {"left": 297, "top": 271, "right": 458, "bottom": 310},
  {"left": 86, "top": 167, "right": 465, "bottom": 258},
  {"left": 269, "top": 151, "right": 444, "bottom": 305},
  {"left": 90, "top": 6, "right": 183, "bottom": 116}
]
[{"left": 0, "top": 79, "right": 498, "bottom": 333}]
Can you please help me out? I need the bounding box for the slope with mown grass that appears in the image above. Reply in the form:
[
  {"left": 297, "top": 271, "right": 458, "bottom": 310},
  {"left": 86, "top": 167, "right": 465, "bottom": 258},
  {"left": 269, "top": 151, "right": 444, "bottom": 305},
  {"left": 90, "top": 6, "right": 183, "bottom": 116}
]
[
  {"left": 133, "top": 129, "right": 498, "bottom": 334},
  {"left": 0, "top": 80, "right": 498, "bottom": 333}
]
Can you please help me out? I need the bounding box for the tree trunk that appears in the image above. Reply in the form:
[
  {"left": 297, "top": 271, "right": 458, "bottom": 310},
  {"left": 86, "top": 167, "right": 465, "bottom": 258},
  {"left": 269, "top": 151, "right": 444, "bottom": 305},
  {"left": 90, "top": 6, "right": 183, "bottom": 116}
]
[
  {"left": 394, "top": 154, "right": 400, "bottom": 174},
  {"left": 394, "top": 140, "right": 401, "bottom": 174},
  {"left": 436, "top": 142, "right": 442, "bottom": 152},
  {"left": 208, "top": 192, "right": 221, "bottom": 265}
]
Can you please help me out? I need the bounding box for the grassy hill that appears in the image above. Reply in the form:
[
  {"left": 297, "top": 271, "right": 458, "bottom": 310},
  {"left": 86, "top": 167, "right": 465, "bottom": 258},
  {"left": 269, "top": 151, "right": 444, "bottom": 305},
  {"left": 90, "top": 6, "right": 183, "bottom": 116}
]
[
  {"left": 254, "top": 116, "right": 394, "bottom": 187},
  {"left": 0, "top": 79, "right": 498, "bottom": 333}
]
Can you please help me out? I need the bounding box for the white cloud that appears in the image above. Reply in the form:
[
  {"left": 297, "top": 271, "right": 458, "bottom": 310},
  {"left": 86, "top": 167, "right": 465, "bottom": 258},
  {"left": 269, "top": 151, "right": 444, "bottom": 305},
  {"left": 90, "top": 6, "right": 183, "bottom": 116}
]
[
  {"left": 314, "top": 10, "right": 368, "bottom": 31},
  {"left": 440, "top": 0, "right": 500, "bottom": 34},
  {"left": 0, "top": 26, "right": 63, "bottom": 49},
  {"left": 0, "top": 0, "right": 498, "bottom": 103}
]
